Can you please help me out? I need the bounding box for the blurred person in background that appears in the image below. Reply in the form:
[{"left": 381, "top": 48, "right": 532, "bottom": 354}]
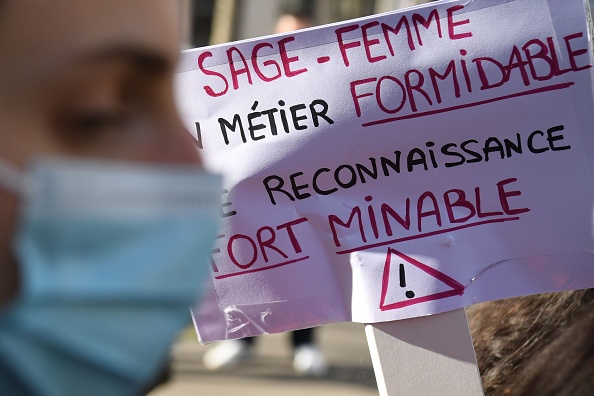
[
  {"left": 198, "top": 0, "right": 593, "bottom": 392},
  {"left": 202, "top": 0, "right": 328, "bottom": 377},
  {"left": 274, "top": 0, "right": 314, "bottom": 33},
  {"left": 0, "top": 1, "right": 220, "bottom": 395}
]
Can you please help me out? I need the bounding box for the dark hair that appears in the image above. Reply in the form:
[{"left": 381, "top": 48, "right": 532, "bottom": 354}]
[
  {"left": 279, "top": 0, "right": 314, "bottom": 19},
  {"left": 468, "top": 289, "right": 594, "bottom": 395}
]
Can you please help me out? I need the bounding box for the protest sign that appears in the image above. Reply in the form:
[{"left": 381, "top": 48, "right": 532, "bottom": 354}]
[{"left": 175, "top": 0, "right": 594, "bottom": 343}]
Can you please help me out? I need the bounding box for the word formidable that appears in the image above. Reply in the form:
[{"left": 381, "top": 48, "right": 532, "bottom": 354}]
[{"left": 350, "top": 33, "right": 590, "bottom": 119}]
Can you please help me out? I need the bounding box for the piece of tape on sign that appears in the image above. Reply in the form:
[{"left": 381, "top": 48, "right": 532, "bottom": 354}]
[{"left": 175, "top": 0, "right": 594, "bottom": 343}]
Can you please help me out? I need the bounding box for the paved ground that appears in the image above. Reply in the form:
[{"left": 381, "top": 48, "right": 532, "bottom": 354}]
[{"left": 149, "top": 322, "right": 378, "bottom": 396}]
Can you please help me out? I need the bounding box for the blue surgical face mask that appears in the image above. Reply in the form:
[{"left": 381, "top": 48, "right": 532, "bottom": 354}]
[{"left": 0, "top": 157, "right": 221, "bottom": 396}]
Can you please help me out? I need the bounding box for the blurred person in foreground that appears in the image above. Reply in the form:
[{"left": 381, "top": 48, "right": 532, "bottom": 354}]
[{"left": 0, "top": 1, "right": 221, "bottom": 395}]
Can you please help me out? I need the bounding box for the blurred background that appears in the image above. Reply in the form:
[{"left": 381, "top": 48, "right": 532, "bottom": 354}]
[
  {"left": 151, "top": 323, "right": 378, "bottom": 396},
  {"left": 177, "top": 0, "right": 436, "bottom": 48},
  {"left": 159, "top": 1, "right": 434, "bottom": 395}
]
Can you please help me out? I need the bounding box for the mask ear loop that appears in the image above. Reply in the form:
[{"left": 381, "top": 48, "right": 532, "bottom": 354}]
[{"left": 0, "top": 159, "right": 26, "bottom": 195}]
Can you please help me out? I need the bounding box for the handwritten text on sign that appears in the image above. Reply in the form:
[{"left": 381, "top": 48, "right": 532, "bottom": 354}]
[{"left": 175, "top": 0, "right": 594, "bottom": 343}]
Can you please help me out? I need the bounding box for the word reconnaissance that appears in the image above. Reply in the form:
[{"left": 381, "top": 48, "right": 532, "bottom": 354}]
[{"left": 262, "top": 124, "right": 569, "bottom": 205}]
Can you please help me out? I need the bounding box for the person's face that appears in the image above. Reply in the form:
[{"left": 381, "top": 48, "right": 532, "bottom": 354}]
[{"left": 0, "top": 0, "right": 200, "bottom": 306}]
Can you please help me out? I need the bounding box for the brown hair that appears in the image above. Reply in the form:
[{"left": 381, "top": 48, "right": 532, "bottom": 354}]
[{"left": 468, "top": 289, "right": 594, "bottom": 395}]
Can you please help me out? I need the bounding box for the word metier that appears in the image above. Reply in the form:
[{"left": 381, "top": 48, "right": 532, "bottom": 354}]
[{"left": 196, "top": 99, "right": 334, "bottom": 146}]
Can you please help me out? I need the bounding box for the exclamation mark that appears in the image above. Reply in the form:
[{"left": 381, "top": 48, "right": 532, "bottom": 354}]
[
  {"left": 399, "top": 263, "right": 415, "bottom": 299},
  {"left": 193, "top": 122, "right": 203, "bottom": 149}
]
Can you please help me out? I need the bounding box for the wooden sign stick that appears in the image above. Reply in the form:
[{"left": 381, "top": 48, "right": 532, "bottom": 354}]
[{"left": 365, "top": 308, "right": 483, "bottom": 395}]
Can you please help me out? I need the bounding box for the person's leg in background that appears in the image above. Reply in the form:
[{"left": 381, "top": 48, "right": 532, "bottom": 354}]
[
  {"left": 202, "top": 337, "right": 254, "bottom": 371},
  {"left": 291, "top": 328, "right": 328, "bottom": 377},
  {"left": 204, "top": 329, "right": 328, "bottom": 376}
]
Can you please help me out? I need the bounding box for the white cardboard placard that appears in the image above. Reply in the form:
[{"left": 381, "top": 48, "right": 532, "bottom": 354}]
[{"left": 175, "top": 0, "right": 594, "bottom": 343}]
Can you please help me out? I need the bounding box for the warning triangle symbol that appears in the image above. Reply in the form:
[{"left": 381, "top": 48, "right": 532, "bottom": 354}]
[{"left": 380, "top": 248, "right": 465, "bottom": 311}]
